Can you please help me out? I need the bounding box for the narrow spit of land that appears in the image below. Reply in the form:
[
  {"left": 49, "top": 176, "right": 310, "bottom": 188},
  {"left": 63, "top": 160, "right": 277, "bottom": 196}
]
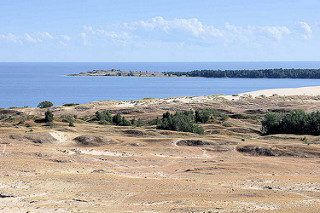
[
  {"left": 68, "top": 68, "right": 320, "bottom": 78},
  {"left": 68, "top": 69, "right": 171, "bottom": 77}
]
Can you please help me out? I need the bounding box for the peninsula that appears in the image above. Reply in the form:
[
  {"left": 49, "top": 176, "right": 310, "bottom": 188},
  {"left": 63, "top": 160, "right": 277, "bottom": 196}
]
[
  {"left": 68, "top": 69, "right": 174, "bottom": 77},
  {"left": 69, "top": 68, "right": 320, "bottom": 79}
]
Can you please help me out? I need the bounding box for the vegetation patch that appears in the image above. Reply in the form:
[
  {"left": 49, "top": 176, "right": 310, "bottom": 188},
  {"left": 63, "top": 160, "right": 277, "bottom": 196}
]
[
  {"left": 261, "top": 110, "right": 320, "bottom": 135},
  {"left": 38, "top": 101, "right": 53, "bottom": 108},
  {"left": 165, "top": 68, "right": 320, "bottom": 79}
]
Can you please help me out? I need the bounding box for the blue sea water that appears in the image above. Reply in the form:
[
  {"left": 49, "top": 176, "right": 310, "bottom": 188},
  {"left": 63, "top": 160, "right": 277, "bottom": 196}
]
[{"left": 1, "top": 62, "right": 320, "bottom": 108}]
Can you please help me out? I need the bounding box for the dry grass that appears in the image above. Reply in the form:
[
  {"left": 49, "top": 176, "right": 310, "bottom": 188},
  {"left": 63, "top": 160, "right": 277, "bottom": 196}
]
[{"left": 0, "top": 95, "right": 320, "bottom": 212}]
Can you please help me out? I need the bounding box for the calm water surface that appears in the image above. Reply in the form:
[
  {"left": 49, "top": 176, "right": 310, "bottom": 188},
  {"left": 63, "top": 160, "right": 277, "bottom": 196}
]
[{"left": 1, "top": 62, "right": 320, "bottom": 108}]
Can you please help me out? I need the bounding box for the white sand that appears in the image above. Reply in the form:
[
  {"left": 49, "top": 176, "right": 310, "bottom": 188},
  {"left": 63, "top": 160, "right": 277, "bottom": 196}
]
[
  {"left": 98, "top": 86, "right": 320, "bottom": 107},
  {"left": 241, "top": 86, "right": 320, "bottom": 97},
  {"left": 225, "top": 86, "right": 320, "bottom": 100}
]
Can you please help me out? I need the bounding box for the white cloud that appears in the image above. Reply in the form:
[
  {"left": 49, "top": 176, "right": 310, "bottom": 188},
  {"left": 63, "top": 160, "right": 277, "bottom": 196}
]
[
  {"left": 60, "top": 35, "right": 71, "bottom": 41},
  {"left": 133, "top": 16, "right": 223, "bottom": 38},
  {"left": 253, "top": 26, "right": 291, "bottom": 41},
  {"left": 83, "top": 25, "right": 130, "bottom": 45},
  {"left": 24, "top": 33, "right": 43, "bottom": 43},
  {"left": 35, "top": 32, "right": 54, "bottom": 40},
  {"left": 0, "top": 33, "right": 23, "bottom": 44},
  {"left": 296, "top": 21, "right": 312, "bottom": 39},
  {"left": 123, "top": 16, "right": 293, "bottom": 43}
]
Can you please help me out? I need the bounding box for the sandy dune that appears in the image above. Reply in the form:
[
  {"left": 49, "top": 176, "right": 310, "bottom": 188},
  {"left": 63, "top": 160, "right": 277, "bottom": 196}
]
[
  {"left": 240, "top": 86, "right": 320, "bottom": 98},
  {"left": 1, "top": 87, "right": 320, "bottom": 212}
]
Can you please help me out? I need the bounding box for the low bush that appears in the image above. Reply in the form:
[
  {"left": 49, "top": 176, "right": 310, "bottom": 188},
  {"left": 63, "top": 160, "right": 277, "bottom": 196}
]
[
  {"left": 45, "top": 111, "right": 54, "bottom": 122},
  {"left": 38, "top": 101, "right": 53, "bottom": 108}
]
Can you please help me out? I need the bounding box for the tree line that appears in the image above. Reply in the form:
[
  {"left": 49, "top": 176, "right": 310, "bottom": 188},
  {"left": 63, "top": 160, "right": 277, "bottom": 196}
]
[{"left": 164, "top": 68, "right": 320, "bottom": 79}]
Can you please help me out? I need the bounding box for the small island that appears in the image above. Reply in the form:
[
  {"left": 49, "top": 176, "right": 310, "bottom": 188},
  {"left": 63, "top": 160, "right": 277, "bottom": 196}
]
[
  {"left": 69, "top": 68, "right": 320, "bottom": 79},
  {"left": 67, "top": 69, "right": 178, "bottom": 77}
]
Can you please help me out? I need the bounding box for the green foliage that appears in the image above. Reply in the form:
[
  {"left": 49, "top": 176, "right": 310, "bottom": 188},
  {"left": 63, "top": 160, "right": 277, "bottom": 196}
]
[
  {"left": 112, "top": 113, "right": 122, "bottom": 125},
  {"left": 195, "top": 110, "right": 210, "bottom": 123},
  {"left": 261, "top": 110, "right": 320, "bottom": 135},
  {"left": 38, "top": 101, "right": 53, "bottom": 108},
  {"left": 121, "top": 117, "right": 131, "bottom": 126},
  {"left": 95, "top": 111, "right": 112, "bottom": 123},
  {"left": 195, "top": 109, "right": 228, "bottom": 123},
  {"left": 45, "top": 110, "right": 54, "bottom": 122},
  {"left": 157, "top": 111, "right": 204, "bottom": 134},
  {"left": 69, "top": 120, "right": 75, "bottom": 127},
  {"left": 164, "top": 68, "right": 320, "bottom": 79},
  {"left": 130, "top": 118, "right": 136, "bottom": 125}
]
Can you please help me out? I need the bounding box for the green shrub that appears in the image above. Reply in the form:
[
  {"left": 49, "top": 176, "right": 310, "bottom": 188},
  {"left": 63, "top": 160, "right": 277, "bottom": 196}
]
[
  {"left": 95, "top": 111, "right": 112, "bottom": 123},
  {"left": 38, "top": 101, "right": 53, "bottom": 108},
  {"left": 130, "top": 118, "right": 136, "bottom": 125},
  {"left": 121, "top": 117, "right": 131, "bottom": 126},
  {"left": 157, "top": 111, "right": 204, "bottom": 134},
  {"left": 195, "top": 110, "right": 210, "bottom": 123},
  {"left": 69, "top": 120, "right": 75, "bottom": 127},
  {"left": 112, "top": 113, "right": 122, "bottom": 125},
  {"left": 45, "top": 110, "right": 54, "bottom": 122}
]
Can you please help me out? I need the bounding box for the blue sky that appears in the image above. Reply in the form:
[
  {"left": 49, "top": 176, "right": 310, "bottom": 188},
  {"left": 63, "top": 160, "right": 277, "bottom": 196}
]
[{"left": 0, "top": 0, "right": 319, "bottom": 62}]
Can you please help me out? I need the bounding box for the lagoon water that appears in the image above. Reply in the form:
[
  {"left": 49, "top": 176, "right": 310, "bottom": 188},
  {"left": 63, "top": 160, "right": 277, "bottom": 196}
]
[{"left": 1, "top": 62, "right": 320, "bottom": 108}]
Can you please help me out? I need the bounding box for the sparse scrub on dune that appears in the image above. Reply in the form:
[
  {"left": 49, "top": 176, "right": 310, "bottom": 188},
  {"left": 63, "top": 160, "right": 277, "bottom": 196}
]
[
  {"left": 95, "top": 111, "right": 112, "bottom": 124},
  {"left": 94, "top": 111, "right": 132, "bottom": 126},
  {"left": 61, "top": 115, "right": 75, "bottom": 127},
  {"left": 154, "top": 109, "right": 228, "bottom": 134}
]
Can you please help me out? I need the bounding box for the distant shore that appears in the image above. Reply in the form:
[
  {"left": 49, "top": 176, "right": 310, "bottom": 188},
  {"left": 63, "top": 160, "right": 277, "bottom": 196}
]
[
  {"left": 67, "top": 70, "right": 182, "bottom": 77},
  {"left": 68, "top": 68, "right": 320, "bottom": 79}
]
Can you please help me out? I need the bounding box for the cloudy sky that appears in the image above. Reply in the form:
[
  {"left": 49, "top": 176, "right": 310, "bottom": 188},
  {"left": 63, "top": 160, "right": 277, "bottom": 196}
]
[{"left": 0, "top": 0, "right": 319, "bottom": 62}]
